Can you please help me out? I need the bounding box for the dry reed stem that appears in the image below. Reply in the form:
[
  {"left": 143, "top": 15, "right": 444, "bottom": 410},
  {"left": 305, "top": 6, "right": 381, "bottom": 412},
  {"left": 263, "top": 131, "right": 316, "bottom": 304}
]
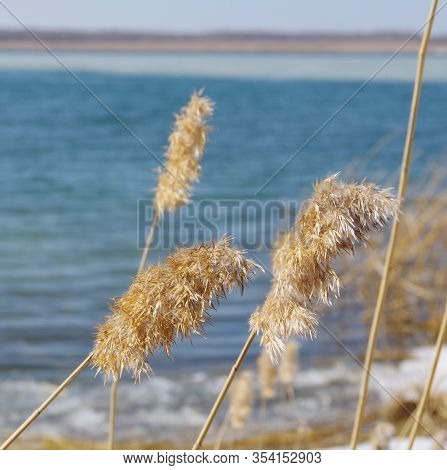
[
  {"left": 109, "top": 214, "right": 158, "bottom": 449},
  {"left": 350, "top": 178, "right": 447, "bottom": 345},
  {"left": 408, "top": 300, "right": 447, "bottom": 449},
  {"left": 0, "top": 353, "right": 93, "bottom": 450},
  {"left": 109, "top": 213, "right": 157, "bottom": 449},
  {"left": 192, "top": 330, "right": 256, "bottom": 450},
  {"left": 138, "top": 213, "right": 159, "bottom": 274},
  {"left": 213, "top": 409, "right": 232, "bottom": 450},
  {"left": 350, "top": 0, "right": 440, "bottom": 449}
]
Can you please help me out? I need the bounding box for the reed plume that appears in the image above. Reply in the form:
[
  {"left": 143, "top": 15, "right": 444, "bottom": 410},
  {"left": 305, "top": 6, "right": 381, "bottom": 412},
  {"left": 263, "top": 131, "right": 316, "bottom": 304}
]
[
  {"left": 250, "top": 174, "right": 399, "bottom": 359},
  {"left": 115, "top": 90, "right": 213, "bottom": 447},
  {"left": 257, "top": 348, "right": 278, "bottom": 401},
  {"left": 153, "top": 90, "right": 214, "bottom": 215},
  {"left": 1, "top": 91, "right": 217, "bottom": 450},
  {"left": 193, "top": 174, "right": 398, "bottom": 450},
  {"left": 229, "top": 371, "right": 254, "bottom": 430},
  {"left": 138, "top": 91, "right": 214, "bottom": 273},
  {"left": 92, "top": 236, "right": 259, "bottom": 380}
]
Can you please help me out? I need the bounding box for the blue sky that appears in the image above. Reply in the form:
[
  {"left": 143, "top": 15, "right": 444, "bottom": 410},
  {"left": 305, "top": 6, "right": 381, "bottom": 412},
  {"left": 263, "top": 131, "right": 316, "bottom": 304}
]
[{"left": 0, "top": 0, "right": 445, "bottom": 34}]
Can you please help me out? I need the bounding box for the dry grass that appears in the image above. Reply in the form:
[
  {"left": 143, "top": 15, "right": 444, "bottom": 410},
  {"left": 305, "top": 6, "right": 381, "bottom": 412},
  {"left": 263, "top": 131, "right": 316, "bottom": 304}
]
[
  {"left": 13, "top": 419, "right": 373, "bottom": 450},
  {"left": 153, "top": 91, "right": 214, "bottom": 215},
  {"left": 214, "top": 420, "right": 374, "bottom": 450},
  {"left": 193, "top": 174, "right": 398, "bottom": 450},
  {"left": 250, "top": 174, "right": 399, "bottom": 359},
  {"left": 341, "top": 167, "right": 447, "bottom": 349},
  {"left": 92, "top": 236, "right": 259, "bottom": 380},
  {"left": 385, "top": 392, "right": 447, "bottom": 436}
]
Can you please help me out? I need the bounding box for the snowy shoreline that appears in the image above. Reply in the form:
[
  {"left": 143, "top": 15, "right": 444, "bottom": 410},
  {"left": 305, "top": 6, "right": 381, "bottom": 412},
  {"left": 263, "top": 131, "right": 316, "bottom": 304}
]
[{"left": 1, "top": 346, "right": 445, "bottom": 448}]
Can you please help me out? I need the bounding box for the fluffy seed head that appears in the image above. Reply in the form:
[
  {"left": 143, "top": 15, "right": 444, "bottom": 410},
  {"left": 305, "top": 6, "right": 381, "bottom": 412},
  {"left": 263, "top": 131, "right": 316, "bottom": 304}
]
[
  {"left": 230, "top": 371, "right": 254, "bottom": 429},
  {"left": 91, "top": 237, "right": 258, "bottom": 380},
  {"left": 250, "top": 292, "right": 317, "bottom": 360},
  {"left": 250, "top": 174, "right": 399, "bottom": 359},
  {"left": 257, "top": 348, "right": 278, "bottom": 400},
  {"left": 153, "top": 91, "right": 214, "bottom": 215}
]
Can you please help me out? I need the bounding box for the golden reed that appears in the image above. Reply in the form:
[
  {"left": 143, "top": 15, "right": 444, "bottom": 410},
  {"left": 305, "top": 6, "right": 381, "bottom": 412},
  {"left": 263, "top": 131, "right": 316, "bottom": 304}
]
[
  {"left": 112, "top": 90, "right": 213, "bottom": 447},
  {"left": 154, "top": 91, "right": 214, "bottom": 215},
  {"left": 1, "top": 91, "right": 217, "bottom": 450},
  {"left": 92, "top": 237, "right": 259, "bottom": 380},
  {"left": 193, "top": 174, "right": 398, "bottom": 449},
  {"left": 139, "top": 91, "right": 214, "bottom": 272},
  {"left": 250, "top": 174, "right": 399, "bottom": 360}
]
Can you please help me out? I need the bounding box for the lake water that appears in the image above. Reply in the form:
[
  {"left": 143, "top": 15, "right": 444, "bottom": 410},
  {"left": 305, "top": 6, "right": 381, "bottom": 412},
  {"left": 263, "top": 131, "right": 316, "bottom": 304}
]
[{"left": 0, "top": 51, "right": 446, "bottom": 444}]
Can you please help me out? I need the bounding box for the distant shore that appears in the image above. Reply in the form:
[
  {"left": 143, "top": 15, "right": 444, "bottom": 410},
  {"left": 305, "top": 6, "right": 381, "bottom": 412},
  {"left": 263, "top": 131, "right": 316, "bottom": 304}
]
[{"left": 1, "top": 31, "right": 447, "bottom": 53}]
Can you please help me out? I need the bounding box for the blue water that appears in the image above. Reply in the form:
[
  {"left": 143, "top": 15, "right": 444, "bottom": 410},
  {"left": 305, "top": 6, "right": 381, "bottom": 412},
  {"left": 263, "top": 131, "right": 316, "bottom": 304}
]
[{"left": 0, "top": 54, "right": 446, "bottom": 386}]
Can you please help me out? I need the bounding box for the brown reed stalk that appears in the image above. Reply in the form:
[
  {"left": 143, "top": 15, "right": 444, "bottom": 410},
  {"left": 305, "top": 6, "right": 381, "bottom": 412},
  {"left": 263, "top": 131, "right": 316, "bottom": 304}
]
[
  {"left": 192, "top": 330, "right": 257, "bottom": 450},
  {"left": 213, "top": 371, "right": 253, "bottom": 450},
  {"left": 0, "top": 236, "right": 254, "bottom": 450},
  {"left": 108, "top": 91, "right": 214, "bottom": 448},
  {"left": 0, "top": 354, "right": 93, "bottom": 450},
  {"left": 192, "top": 175, "right": 398, "bottom": 449},
  {"left": 398, "top": 411, "right": 415, "bottom": 439},
  {"left": 137, "top": 214, "right": 159, "bottom": 274},
  {"left": 408, "top": 300, "right": 447, "bottom": 449},
  {"left": 350, "top": 0, "right": 440, "bottom": 449}
]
